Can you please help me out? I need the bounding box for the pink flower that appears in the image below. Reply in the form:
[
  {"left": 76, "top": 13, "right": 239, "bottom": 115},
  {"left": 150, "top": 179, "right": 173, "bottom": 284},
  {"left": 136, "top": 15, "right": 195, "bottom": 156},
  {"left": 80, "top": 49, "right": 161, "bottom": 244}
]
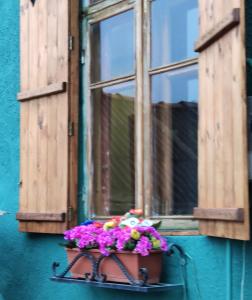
[
  {"left": 134, "top": 236, "right": 152, "bottom": 256},
  {"left": 63, "top": 213, "right": 169, "bottom": 256}
]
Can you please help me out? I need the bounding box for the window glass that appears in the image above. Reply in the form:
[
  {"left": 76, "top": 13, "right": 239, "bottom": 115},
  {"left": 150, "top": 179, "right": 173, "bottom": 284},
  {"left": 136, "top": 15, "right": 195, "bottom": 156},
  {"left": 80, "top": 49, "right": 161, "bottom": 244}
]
[
  {"left": 92, "top": 81, "right": 135, "bottom": 216},
  {"left": 151, "top": 65, "right": 198, "bottom": 216},
  {"left": 91, "top": 10, "right": 135, "bottom": 83},
  {"left": 151, "top": 0, "right": 198, "bottom": 68}
]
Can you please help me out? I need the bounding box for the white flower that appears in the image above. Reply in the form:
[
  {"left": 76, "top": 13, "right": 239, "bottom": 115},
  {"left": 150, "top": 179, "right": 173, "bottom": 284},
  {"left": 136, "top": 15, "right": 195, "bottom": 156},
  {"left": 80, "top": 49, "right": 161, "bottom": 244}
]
[
  {"left": 120, "top": 217, "right": 140, "bottom": 228},
  {"left": 139, "top": 219, "right": 153, "bottom": 227}
]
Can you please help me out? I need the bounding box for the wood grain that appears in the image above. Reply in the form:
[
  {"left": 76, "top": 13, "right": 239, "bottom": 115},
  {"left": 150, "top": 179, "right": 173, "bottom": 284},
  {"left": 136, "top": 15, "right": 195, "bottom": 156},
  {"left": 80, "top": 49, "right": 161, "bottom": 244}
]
[
  {"left": 194, "top": 208, "right": 244, "bottom": 222},
  {"left": 195, "top": 8, "right": 240, "bottom": 52},
  {"left": 17, "top": 82, "right": 67, "bottom": 101},
  {"left": 16, "top": 212, "right": 65, "bottom": 222},
  {"left": 18, "top": 0, "right": 79, "bottom": 234},
  {"left": 195, "top": 0, "right": 249, "bottom": 240}
]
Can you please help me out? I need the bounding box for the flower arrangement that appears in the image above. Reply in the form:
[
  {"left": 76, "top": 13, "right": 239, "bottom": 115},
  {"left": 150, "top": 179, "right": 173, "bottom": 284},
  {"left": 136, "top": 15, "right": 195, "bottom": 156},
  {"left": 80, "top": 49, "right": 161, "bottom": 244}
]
[{"left": 64, "top": 209, "right": 168, "bottom": 257}]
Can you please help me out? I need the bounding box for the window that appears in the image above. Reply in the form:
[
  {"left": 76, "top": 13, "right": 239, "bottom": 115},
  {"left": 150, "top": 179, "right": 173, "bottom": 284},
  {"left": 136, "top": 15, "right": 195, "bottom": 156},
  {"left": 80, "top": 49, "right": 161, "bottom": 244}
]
[
  {"left": 17, "top": 0, "right": 250, "bottom": 239},
  {"left": 85, "top": 0, "right": 199, "bottom": 230}
]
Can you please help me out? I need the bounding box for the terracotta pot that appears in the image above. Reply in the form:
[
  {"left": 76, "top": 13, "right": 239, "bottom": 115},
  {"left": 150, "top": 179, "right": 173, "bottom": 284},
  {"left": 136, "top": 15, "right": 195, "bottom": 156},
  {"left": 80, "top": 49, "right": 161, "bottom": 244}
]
[{"left": 66, "top": 248, "right": 162, "bottom": 284}]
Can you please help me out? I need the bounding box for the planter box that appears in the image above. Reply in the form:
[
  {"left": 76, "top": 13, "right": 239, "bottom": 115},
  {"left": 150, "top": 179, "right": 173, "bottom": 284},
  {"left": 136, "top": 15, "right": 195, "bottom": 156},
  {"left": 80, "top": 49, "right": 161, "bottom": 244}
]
[{"left": 66, "top": 248, "right": 162, "bottom": 284}]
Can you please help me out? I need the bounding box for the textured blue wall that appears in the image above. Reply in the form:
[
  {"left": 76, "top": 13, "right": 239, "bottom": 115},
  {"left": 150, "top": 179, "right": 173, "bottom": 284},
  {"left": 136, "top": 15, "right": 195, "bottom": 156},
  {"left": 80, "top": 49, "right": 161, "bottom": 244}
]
[{"left": 0, "top": 1, "right": 252, "bottom": 300}]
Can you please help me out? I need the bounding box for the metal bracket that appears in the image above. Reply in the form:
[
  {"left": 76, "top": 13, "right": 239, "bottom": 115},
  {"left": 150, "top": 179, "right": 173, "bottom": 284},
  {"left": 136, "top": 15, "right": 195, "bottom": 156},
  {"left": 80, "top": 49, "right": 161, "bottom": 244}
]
[
  {"left": 52, "top": 252, "right": 148, "bottom": 287},
  {"left": 51, "top": 251, "right": 184, "bottom": 293},
  {"left": 67, "top": 207, "right": 74, "bottom": 222},
  {"left": 69, "top": 35, "right": 74, "bottom": 51},
  {"left": 68, "top": 122, "right": 74, "bottom": 137},
  {"left": 81, "top": 49, "right": 86, "bottom": 65}
]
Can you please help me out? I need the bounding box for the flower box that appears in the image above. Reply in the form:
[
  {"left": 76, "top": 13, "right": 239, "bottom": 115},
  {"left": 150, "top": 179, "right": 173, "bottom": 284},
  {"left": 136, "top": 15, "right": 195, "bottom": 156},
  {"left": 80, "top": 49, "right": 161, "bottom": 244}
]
[
  {"left": 66, "top": 248, "right": 163, "bottom": 284},
  {"left": 62, "top": 209, "right": 168, "bottom": 285}
]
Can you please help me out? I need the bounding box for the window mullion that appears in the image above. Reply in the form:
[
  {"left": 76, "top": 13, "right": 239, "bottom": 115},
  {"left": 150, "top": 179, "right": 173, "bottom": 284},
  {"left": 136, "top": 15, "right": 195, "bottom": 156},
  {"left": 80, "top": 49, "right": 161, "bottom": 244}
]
[
  {"left": 135, "top": 0, "right": 144, "bottom": 211},
  {"left": 143, "top": 0, "right": 152, "bottom": 217}
]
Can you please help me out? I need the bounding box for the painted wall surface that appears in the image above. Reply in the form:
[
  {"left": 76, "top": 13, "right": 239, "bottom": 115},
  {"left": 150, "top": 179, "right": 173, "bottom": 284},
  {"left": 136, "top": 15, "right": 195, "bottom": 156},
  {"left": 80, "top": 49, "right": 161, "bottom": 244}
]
[{"left": 0, "top": 1, "right": 252, "bottom": 300}]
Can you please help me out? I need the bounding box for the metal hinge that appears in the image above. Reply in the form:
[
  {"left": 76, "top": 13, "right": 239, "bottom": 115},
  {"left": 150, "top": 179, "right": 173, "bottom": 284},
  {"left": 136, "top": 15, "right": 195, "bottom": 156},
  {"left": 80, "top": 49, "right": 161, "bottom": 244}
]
[
  {"left": 67, "top": 206, "right": 74, "bottom": 222},
  {"left": 69, "top": 35, "right": 74, "bottom": 51},
  {"left": 68, "top": 121, "right": 74, "bottom": 137},
  {"left": 81, "top": 49, "right": 86, "bottom": 65}
]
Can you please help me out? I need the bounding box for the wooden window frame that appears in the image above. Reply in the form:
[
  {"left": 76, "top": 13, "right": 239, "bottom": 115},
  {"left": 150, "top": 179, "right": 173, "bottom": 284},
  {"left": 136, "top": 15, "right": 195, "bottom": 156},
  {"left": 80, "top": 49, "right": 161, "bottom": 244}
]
[{"left": 83, "top": 0, "right": 199, "bottom": 234}]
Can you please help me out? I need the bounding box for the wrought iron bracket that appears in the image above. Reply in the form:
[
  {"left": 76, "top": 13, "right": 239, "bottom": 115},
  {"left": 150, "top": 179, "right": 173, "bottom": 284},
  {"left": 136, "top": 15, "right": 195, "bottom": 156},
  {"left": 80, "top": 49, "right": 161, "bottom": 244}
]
[
  {"left": 51, "top": 249, "right": 184, "bottom": 293},
  {"left": 52, "top": 252, "right": 148, "bottom": 287}
]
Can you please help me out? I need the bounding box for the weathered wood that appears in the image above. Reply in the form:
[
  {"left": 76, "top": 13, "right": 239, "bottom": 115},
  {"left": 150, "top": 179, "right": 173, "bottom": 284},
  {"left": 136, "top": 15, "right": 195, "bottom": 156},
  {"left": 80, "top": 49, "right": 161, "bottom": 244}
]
[
  {"left": 68, "top": 0, "right": 80, "bottom": 228},
  {"left": 196, "top": 0, "right": 249, "bottom": 240},
  {"left": 143, "top": 0, "right": 151, "bottom": 216},
  {"left": 160, "top": 231, "right": 199, "bottom": 236},
  {"left": 149, "top": 58, "right": 198, "bottom": 75},
  {"left": 88, "top": 2, "right": 134, "bottom": 24},
  {"left": 86, "top": 0, "right": 137, "bottom": 217},
  {"left": 18, "top": 0, "right": 79, "bottom": 234},
  {"left": 135, "top": 0, "right": 144, "bottom": 210},
  {"left": 17, "top": 82, "right": 67, "bottom": 101},
  {"left": 194, "top": 208, "right": 244, "bottom": 222},
  {"left": 195, "top": 8, "right": 240, "bottom": 52},
  {"left": 16, "top": 212, "right": 65, "bottom": 222},
  {"left": 90, "top": 74, "right": 135, "bottom": 90},
  {"left": 20, "top": 0, "right": 30, "bottom": 220}
]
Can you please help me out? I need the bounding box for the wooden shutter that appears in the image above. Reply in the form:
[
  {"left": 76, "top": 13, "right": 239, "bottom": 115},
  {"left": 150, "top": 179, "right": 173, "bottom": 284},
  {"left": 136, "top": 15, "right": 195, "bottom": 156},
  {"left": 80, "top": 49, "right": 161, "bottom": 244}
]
[
  {"left": 17, "top": 0, "right": 79, "bottom": 233},
  {"left": 194, "top": 0, "right": 249, "bottom": 240}
]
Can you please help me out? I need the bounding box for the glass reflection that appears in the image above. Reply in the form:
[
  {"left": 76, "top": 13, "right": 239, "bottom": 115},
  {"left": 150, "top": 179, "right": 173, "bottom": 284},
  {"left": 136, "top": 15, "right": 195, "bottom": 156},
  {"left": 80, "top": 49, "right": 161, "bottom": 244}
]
[
  {"left": 151, "top": 65, "right": 198, "bottom": 216},
  {"left": 151, "top": 0, "right": 198, "bottom": 68},
  {"left": 91, "top": 10, "right": 135, "bottom": 83},
  {"left": 92, "top": 82, "right": 135, "bottom": 216}
]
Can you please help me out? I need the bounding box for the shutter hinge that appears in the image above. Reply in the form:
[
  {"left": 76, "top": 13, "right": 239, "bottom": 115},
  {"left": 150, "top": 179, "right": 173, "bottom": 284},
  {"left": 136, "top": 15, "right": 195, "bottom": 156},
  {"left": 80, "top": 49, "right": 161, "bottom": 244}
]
[
  {"left": 69, "top": 35, "right": 74, "bottom": 51},
  {"left": 68, "top": 121, "right": 74, "bottom": 137},
  {"left": 67, "top": 206, "right": 74, "bottom": 222}
]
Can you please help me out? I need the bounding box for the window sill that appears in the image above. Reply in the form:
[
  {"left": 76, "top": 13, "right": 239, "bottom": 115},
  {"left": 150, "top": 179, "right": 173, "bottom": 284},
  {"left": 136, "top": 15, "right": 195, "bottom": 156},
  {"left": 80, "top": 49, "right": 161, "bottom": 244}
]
[
  {"left": 159, "top": 230, "right": 199, "bottom": 236},
  {"left": 91, "top": 216, "right": 199, "bottom": 236}
]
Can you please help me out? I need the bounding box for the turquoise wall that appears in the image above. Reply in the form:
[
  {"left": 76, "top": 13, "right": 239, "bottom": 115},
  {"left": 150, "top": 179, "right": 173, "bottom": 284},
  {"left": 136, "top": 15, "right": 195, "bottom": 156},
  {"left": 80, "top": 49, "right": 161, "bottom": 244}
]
[{"left": 0, "top": 1, "right": 252, "bottom": 300}]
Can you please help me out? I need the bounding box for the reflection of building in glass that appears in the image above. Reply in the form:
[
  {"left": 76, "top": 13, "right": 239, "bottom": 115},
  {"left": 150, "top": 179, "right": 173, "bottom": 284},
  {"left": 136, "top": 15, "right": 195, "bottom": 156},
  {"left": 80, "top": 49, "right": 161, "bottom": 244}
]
[
  {"left": 93, "top": 92, "right": 135, "bottom": 216},
  {"left": 152, "top": 101, "right": 198, "bottom": 216}
]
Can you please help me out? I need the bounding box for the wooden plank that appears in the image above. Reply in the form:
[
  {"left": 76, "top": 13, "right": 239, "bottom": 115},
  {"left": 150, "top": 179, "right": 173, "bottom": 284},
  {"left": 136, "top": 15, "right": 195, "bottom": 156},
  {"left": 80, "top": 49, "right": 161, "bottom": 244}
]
[
  {"left": 18, "top": 82, "right": 67, "bottom": 101},
  {"left": 194, "top": 208, "right": 244, "bottom": 222},
  {"left": 160, "top": 231, "right": 199, "bottom": 236},
  {"left": 195, "top": 8, "right": 240, "bottom": 52},
  {"left": 19, "top": 0, "right": 30, "bottom": 215},
  {"left": 16, "top": 212, "right": 65, "bottom": 222},
  {"left": 27, "top": 0, "right": 39, "bottom": 215},
  {"left": 231, "top": 0, "right": 249, "bottom": 240},
  {"left": 88, "top": 2, "right": 134, "bottom": 24},
  {"left": 37, "top": 0, "right": 48, "bottom": 224},
  {"left": 68, "top": 0, "right": 80, "bottom": 227}
]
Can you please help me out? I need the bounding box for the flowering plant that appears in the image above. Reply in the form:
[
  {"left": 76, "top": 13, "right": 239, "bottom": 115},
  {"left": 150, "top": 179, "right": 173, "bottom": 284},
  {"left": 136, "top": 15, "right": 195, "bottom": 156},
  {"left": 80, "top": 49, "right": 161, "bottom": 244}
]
[{"left": 64, "top": 209, "right": 168, "bottom": 257}]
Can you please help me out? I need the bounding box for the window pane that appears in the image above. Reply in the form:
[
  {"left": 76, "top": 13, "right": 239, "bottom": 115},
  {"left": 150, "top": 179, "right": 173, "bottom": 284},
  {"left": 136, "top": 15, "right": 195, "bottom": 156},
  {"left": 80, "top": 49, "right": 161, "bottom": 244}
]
[
  {"left": 92, "top": 81, "right": 135, "bottom": 216},
  {"left": 91, "top": 10, "right": 135, "bottom": 83},
  {"left": 151, "top": 0, "right": 198, "bottom": 68},
  {"left": 151, "top": 65, "right": 198, "bottom": 216}
]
